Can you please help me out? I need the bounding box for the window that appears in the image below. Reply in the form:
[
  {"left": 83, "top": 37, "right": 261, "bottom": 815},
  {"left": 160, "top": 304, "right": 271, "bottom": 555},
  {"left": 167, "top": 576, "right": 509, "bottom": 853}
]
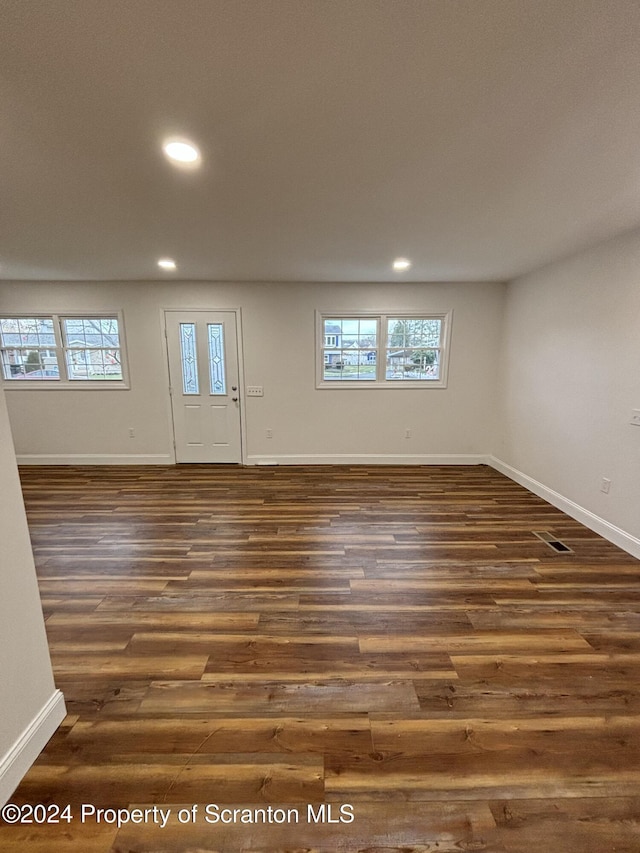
[
  {"left": 0, "top": 314, "right": 129, "bottom": 388},
  {"left": 316, "top": 311, "right": 451, "bottom": 388},
  {"left": 320, "top": 318, "right": 377, "bottom": 382},
  {"left": 385, "top": 317, "right": 443, "bottom": 381}
]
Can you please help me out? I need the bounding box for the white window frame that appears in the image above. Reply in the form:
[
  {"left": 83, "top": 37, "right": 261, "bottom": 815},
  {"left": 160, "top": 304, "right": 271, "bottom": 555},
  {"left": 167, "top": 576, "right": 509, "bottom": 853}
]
[
  {"left": 315, "top": 310, "right": 452, "bottom": 389},
  {"left": 0, "top": 311, "right": 130, "bottom": 390}
]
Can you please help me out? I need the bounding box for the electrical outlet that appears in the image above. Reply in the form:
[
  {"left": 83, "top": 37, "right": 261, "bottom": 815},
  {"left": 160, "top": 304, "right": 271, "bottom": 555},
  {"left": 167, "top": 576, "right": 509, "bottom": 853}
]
[
  {"left": 631, "top": 409, "right": 640, "bottom": 426},
  {"left": 247, "top": 386, "right": 264, "bottom": 397},
  {"left": 128, "top": 428, "right": 135, "bottom": 439},
  {"left": 600, "top": 477, "right": 611, "bottom": 494},
  {"left": 405, "top": 429, "right": 412, "bottom": 439},
  {"left": 266, "top": 429, "right": 273, "bottom": 439}
]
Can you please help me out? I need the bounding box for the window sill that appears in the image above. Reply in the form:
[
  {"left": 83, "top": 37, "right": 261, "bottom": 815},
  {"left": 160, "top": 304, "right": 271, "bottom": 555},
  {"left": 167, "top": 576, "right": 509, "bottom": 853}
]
[
  {"left": 316, "top": 379, "right": 448, "bottom": 390},
  {"left": 2, "top": 381, "right": 131, "bottom": 391}
]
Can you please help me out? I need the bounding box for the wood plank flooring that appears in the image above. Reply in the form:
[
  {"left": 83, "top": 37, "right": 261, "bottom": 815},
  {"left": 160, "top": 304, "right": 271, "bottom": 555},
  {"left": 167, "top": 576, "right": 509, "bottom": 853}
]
[{"left": 5, "top": 463, "right": 640, "bottom": 852}]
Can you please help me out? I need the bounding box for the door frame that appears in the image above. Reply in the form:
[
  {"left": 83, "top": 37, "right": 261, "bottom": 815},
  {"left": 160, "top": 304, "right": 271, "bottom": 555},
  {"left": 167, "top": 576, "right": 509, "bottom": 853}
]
[{"left": 161, "top": 307, "right": 248, "bottom": 465}]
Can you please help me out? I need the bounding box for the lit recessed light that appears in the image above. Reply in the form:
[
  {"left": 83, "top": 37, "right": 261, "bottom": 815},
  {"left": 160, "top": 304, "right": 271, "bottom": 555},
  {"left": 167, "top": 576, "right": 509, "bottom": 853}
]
[
  {"left": 393, "top": 257, "right": 412, "bottom": 271},
  {"left": 158, "top": 258, "right": 177, "bottom": 271},
  {"left": 162, "top": 138, "right": 201, "bottom": 167}
]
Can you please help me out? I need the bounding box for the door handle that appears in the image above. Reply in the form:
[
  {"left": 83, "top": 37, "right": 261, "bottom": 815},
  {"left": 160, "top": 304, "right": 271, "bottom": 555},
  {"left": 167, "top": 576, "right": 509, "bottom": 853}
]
[
  {"left": 231, "top": 386, "right": 238, "bottom": 391},
  {"left": 232, "top": 397, "right": 238, "bottom": 402}
]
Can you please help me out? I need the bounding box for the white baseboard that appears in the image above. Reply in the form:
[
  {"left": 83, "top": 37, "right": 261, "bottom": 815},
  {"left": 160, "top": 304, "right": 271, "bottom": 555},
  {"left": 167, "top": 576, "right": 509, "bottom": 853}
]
[
  {"left": 489, "top": 456, "right": 640, "bottom": 560},
  {"left": 16, "top": 454, "right": 174, "bottom": 466},
  {"left": 247, "top": 453, "right": 490, "bottom": 466},
  {"left": 0, "top": 690, "right": 66, "bottom": 807}
]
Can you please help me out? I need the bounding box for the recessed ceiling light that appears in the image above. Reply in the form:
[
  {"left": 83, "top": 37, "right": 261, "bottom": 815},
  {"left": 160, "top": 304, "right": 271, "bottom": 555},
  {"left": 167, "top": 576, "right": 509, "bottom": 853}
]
[
  {"left": 158, "top": 258, "right": 177, "bottom": 271},
  {"left": 393, "top": 257, "right": 412, "bottom": 271},
  {"left": 162, "top": 138, "right": 201, "bottom": 167}
]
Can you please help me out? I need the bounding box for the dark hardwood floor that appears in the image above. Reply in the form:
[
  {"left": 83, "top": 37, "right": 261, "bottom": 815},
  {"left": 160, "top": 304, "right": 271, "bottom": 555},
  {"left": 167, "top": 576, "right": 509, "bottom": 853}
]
[{"left": 4, "top": 463, "right": 640, "bottom": 852}]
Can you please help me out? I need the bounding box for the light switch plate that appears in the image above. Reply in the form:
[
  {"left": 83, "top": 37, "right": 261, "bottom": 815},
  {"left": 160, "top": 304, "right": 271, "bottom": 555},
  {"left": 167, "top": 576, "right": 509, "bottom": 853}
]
[
  {"left": 246, "top": 386, "right": 263, "bottom": 397},
  {"left": 631, "top": 409, "right": 640, "bottom": 426}
]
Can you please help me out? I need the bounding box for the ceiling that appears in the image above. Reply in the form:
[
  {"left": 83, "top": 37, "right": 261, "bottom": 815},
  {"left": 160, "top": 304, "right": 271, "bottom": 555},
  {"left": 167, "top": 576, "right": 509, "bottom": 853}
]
[{"left": 2, "top": 0, "right": 640, "bottom": 283}]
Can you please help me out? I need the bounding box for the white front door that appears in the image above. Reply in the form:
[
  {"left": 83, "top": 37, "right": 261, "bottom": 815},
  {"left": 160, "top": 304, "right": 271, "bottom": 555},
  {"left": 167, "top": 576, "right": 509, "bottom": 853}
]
[{"left": 165, "top": 310, "right": 242, "bottom": 463}]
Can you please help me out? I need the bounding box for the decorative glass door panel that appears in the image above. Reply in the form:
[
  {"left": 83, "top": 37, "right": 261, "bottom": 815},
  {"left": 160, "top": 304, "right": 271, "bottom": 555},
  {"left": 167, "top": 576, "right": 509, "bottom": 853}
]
[
  {"left": 207, "top": 324, "right": 226, "bottom": 395},
  {"left": 179, "top": 323, "right": 199, "bottom": 394}
]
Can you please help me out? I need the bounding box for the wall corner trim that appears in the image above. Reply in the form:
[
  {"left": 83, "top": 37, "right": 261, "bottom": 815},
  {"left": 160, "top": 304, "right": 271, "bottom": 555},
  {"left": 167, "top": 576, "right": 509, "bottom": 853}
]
[
  {"left": 0, "top": 690, "right": 66, "bottom": 807},
  {"left": 488, "top": 456, "right": 640, "bottom": 560}
]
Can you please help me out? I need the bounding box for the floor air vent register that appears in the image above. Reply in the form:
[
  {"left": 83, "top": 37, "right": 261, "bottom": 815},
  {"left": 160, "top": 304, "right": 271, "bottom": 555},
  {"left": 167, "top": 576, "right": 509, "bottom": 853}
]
[{"left": 532, "top": 530, "right": 574, "bottom": 553}]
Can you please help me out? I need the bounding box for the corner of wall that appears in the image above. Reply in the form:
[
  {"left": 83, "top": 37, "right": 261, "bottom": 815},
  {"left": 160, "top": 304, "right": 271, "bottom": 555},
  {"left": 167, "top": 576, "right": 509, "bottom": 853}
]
[{"left": 0, "top": 691, "right": 66, "bottom": 808}]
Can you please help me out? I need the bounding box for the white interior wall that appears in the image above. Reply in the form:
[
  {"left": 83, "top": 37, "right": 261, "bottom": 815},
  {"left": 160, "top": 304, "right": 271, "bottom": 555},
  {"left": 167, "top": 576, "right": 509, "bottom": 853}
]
[
  {"left": 0, "top": 280, "right": 505, "bottom": 464},
  {"left": 0, "top": 388, "right": 65, "bottom": 806},
  {"left": 496, "top": 227, "right": 640, "bottom": 553}
]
